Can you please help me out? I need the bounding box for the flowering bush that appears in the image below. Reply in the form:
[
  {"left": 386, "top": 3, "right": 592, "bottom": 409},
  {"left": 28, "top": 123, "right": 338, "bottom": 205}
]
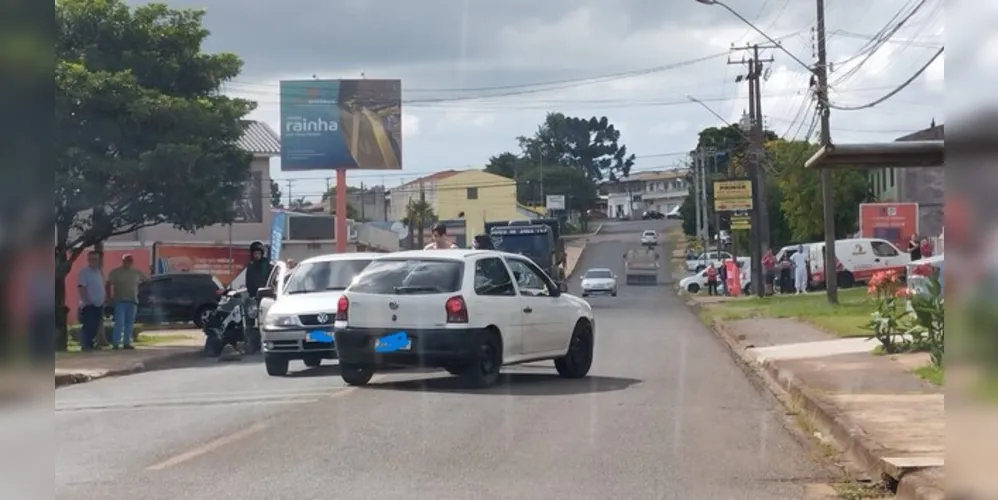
[
  {"left": 906, "top": 272, "right": 944, "bottom": 367},
  {"left": 865, "top": 270, "right": 910, "bottom": 353}
]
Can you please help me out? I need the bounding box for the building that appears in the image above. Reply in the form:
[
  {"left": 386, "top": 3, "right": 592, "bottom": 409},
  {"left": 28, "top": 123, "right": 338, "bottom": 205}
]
[
  {"left": 300, "top": 185, "right": 390, "bottom": 222},
  {"left": 387, "top": 170, "right": 459, "bottom": 222},
  {"left": 868, "top": 122, "right": 944, "bottom": 238},
  {"left": 436, "top": 170, "right": 525, "bottom": 237},
  {"left": 108, "top": 120, "right": 282, "bottom": 246},
  {"left": 600, "top": 169, "right": 689, "bottom": 218}
]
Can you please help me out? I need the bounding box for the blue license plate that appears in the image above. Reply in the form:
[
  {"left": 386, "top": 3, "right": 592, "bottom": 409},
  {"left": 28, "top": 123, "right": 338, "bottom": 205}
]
[
  {"left": 374, "top": 331, "right": 411, "bottom": 353},
  {"left": 305, "top": 330, "right": 334, "bottom": 343}
]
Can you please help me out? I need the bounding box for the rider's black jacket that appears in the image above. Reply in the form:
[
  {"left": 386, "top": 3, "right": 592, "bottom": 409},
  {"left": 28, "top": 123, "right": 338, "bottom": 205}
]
[{"left": 245, "top": 258, "right": 273, "bottom": 298}]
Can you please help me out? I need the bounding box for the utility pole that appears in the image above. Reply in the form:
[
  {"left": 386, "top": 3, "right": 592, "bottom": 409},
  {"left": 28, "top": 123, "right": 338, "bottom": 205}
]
[
  {"left": 815, "top": 0, "right": 838, "bottom": 304},
  {"left": 359, "top": 181, "right": 365, "bottom": 221},
  {"left": 697, "top": 149, "right": 709, "bottom": 251},
  {"left": 287, "top": 180, "right": 293, "bottom": 208},
  {"left": 416, "top": 180, "right": 426, "bottom": 248},
  {"left": 692, "top": 154, "right": 703, "bottom": 248},
  {"left": 324, "top": 177, "right": 331, "bottom": 213}
]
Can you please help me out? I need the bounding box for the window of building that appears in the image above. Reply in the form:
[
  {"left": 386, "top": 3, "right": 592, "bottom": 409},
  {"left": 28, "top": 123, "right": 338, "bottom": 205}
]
[
  {"left": 466, "top": 187, "right": 478, "bottom": 199},
  {"left": 889, "top": 168, "right": 895, "bottom": 188}
]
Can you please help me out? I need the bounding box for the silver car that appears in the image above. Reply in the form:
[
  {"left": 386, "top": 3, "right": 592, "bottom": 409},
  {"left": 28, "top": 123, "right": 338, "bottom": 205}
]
[
  {"left": 259, "top": 253, "right": 380, "bottom": 376},
  {"left": 580, "top": 268, "right": 618, "bottom": 297}
]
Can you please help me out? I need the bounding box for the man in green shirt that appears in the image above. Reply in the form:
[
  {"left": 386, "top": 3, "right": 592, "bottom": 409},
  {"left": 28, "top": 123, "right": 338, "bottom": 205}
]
[{"left": 106, "top": 254, "right": 147, "bottom": 349}]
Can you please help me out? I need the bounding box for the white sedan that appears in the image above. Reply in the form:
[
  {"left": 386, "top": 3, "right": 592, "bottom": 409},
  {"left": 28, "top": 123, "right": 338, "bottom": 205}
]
[
  {"left": 333, "top": 249, "right": 596, "bottom": 388},
  {"left": 640, "top": 230, "right": 658, "bottom": 246},
  {"left": 580, "top": 268, "right": 618, "bottom": 297},
  {"left": 678, "top": 266, "right": 752, "bottom": 295}
]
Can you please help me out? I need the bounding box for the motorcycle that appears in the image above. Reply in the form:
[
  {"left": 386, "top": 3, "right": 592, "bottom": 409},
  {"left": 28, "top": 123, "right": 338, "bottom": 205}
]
[{"left": 202, "top": 288, "right": 262, "bottom": 357}]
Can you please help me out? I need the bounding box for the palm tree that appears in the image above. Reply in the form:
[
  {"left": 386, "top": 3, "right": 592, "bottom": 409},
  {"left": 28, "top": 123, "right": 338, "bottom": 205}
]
[{"left": 404, "top": 200, "right": 436, "bottom": 248}]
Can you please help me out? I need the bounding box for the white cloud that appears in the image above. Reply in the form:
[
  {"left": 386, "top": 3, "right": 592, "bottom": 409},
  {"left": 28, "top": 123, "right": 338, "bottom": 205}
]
[
  {"left": 402, "top": 112, "right": 421, "bottom": 137},
  {"left": 649, "top": 120, "right": 690, "bottom": 138}
]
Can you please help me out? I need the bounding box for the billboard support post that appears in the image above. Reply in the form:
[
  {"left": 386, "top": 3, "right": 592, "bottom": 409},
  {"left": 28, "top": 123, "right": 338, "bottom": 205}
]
[{"left": 336, "top": 168, "right": 348, "bottom": 252}]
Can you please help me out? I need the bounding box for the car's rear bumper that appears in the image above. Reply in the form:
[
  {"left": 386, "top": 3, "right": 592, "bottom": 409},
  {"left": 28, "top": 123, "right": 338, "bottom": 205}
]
[{"left": 335, "top": 327, "right": 486, "bottom": 368}]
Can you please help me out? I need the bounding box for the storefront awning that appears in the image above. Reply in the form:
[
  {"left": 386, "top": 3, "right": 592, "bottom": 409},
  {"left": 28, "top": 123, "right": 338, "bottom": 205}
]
[{"left": 804, "top": 140, "right": 945, "bottom": 170}]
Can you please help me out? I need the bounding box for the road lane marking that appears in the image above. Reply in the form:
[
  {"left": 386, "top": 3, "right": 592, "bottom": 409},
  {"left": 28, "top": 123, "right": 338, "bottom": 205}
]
[
  {"left": 143, "top": 379, "right": 380, "bottom": 471},
  {"left": 146, "top": 422, "right": 268, "bottom": 471}
]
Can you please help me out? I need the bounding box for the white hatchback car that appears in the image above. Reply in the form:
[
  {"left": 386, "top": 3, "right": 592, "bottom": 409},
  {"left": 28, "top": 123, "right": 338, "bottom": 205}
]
[
  {"left": 259, "top": 253, "right": 379, "bottom": 376},
  {"left": 333, "top": 249, "right": 596, "bottom": 388},
  {"left": 640, "top": 230, "right": 658, "bottom": 246},
  {"left": 580, "top": 268, "right": 617, "bottom": 297}
]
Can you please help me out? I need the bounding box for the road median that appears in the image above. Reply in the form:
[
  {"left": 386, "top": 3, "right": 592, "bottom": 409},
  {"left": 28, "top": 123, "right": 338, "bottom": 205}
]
[{"left": 686, "top": 295, "right": 945, "bottom": 500}]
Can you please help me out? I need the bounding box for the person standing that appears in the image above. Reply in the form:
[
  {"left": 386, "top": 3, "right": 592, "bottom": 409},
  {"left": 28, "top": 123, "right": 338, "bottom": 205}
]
[
  {"left": 762, "top": 248, "right": 776, "bottom": 296},
  {"left": 106, "top": 254, "right": 147, "bottom": 349},
  {"left": 424, "top": 223, "right": 458, "bottom": 249},
  {"left": 791, "top": 245, "right": 809, "bottom": 295},
  {"left": 907, "top": 234, "right": 922, "bottom": 262},
  {"left": 920, "top": 237, "right": 933, "bottom": 259},
  {"left": 705, "top": 264, "right": 719, "bottom": 296},
  {"left": 76, "top": 251, "right": 105, "bottom": 351},
  {"left": 718, "top": 259, "right": 729, "bottom": 296}
]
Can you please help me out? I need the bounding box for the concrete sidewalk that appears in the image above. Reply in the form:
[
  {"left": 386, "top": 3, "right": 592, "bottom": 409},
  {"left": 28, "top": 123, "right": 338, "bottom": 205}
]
[
  {"left": 689, "top": 298, "right": 945, "bottom": 499},
  {"left": 55, "top": 330, "right": 203, "bottom": 387}
]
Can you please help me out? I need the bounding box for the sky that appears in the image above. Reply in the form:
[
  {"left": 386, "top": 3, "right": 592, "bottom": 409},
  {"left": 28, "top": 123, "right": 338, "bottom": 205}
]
[{"left": 149, "top": 0, "right": 947, "bottom": 203}]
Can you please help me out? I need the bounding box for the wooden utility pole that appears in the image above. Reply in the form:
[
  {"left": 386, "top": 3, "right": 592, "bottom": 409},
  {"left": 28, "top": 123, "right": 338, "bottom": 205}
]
[
  {"left": 416, "top": 181, "right": 426, "bottom": 248},
  {"left": 815, "top": 0, "right": 839, "bottom": 304},
  {"left": 359, "top": 181, "right": 365, "bottom": 221}
]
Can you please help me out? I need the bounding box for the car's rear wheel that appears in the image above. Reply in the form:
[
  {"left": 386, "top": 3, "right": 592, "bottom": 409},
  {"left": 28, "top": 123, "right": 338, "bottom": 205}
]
[
  {"left": 340, "top": 363, "right": 375, "bottom": 386},
  {"left": 460, "top": 330, "right": 502, "bottom": 388},
  {"left": 555, "top": 322, "right": 593, "bottom": 379},
  {"left": 265, "top": 356, "right": 289, "bottom": 376},
  {"left": 303, "top": 354, "right": 322, "bottom": 368},
  {"left": 687, "top": 283, "right": 700, "bottom": 294}
]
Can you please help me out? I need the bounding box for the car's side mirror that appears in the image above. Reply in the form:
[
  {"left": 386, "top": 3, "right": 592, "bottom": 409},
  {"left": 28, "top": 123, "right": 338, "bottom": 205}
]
[{"left": 256, "top": 287, "right": 276, "bottom": 300}]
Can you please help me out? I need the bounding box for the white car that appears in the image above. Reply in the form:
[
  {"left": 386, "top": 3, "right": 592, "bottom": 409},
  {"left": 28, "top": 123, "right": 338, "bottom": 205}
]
[
  {"left": 685, "top": 251, "right": 750, "bottom": 273},
  {"left": 332, "top": 249, "right": 596, "bottom": 388},
  {"left": 259, "top": 253, "right": 380, "bottom": 376},
  {"left": 678, "top": 266, "right": 752, "bottom": 294},
  {"left": 580, "top": 268, "right": 617, "bottom": 297},
  {"left": 640, "top": 230, "right": 658, "bottom": 246}
]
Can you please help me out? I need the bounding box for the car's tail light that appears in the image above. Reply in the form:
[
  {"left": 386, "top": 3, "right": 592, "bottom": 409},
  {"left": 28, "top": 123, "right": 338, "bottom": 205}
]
[
  {"left": 335, "top": 296, "right": 349, "bottom": 321},
  {"left": 445, "top": 295, "right": 468, "bottom": 323}
]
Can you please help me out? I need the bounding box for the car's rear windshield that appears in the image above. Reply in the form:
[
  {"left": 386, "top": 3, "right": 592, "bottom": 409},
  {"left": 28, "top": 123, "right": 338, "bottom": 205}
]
[
  {"left": 349, "top": 258, "right": 464, "bottom": 295},
  {"left": 285, "top": 259, "right": 373, "bottom": 294},
  {"left": 585, "top": 270, "right": 612, "bottom": 279},
  {"left": 643, "top": 231, "right": 656, "bottom": 236}
]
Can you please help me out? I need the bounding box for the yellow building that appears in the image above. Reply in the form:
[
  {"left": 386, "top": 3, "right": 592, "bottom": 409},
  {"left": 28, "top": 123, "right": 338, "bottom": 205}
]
[{"left": 435, "top": 170, "right": 526, "bottom": 236}]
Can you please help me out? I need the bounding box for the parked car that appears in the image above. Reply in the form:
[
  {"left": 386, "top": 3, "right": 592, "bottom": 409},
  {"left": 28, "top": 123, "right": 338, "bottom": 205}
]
[
  {"left": 685, "top": 251, "right": 750, "bottom": 273},
  {"left": 906, "top": 254, "right": 944, "bottom": 297},
  {"left": 333, "top": 249, "right": 596, "bottom": 388},
  {"left": 640, "top": 230, "right": 658, "bottom": 246},
  {"left": 104, "top": 272, "right": 223, "bottom": 328},
  {"left": 259, "top": 253, "right": 379, "bottom": 376},
  {"left": 808, "top": 238, "right": 910, "bottom": 289},
  {"left": 679, "top": 265, "right": 752, "bottom": 295},
  {"left": 580, "top": 267, "right": 617, "bottom": 297},
  {"left": 641, "top": 210, "right": 665, "bottom": 220},
  {"left": 665, "top": 206, "right": 682, "bottom": 220}
]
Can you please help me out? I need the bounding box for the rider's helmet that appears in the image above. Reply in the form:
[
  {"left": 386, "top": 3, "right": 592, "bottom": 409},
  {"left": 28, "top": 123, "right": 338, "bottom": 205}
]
[{"left": 249, "top": 241, "right": 265, "bottom": 258}]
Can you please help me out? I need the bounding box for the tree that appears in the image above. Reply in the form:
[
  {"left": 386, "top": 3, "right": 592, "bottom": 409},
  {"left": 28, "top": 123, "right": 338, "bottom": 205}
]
[
  {"left": 770, "top": 139, "right": 872, "bottom": 241},
  {"left": 518, "top": 113, "right": 635, "bottom": 182},
  {"left": 404, "top": 200, "right": 436, "bottom": 248},
  {"left": 483, "top": 152, "right": 526, "bottom": 179},
  {"left": 270, "top": 180, "right": 283, "bottom": 208},
  {"left": 288, "top": 197, "right": 312, "bottom": 211},
  {"left": 516, "top": 165, "right": 597, "bottom": 213},
  {"left": 55, "top": 0, "right": 254, "bottom": 350}
]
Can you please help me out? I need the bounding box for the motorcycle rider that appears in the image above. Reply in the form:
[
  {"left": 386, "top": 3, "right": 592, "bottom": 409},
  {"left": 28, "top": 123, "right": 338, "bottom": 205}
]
[
  {"left": 245, "top": 241, "right": 272, "bottom": 298},
  {"left": 242, "top": 241, "right": 272, "bottom": 354}
]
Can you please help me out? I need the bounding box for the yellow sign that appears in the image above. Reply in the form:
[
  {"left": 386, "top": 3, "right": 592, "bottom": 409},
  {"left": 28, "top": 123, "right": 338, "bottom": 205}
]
[
  {"left": 715, "top": 198, "right": 754, "bottom": 211},
  {"left": 731, "top": 215, "right": 751, "bottom": 230},
  {"left": 714, "top": 180, "right": 752, "bottom": 199}
]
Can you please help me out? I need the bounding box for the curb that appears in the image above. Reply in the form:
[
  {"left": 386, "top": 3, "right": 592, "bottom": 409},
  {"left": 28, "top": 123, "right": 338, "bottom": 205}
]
[
  {"left": 685, "top": 299, "right": 942, "bottom": 499},
  {"left": 55, "top": 348, "right": 202, "bottom": 388}
]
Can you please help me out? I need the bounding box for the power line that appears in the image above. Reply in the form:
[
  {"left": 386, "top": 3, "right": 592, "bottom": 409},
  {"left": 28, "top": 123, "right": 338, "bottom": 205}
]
[
  {"left": 830, "top": 0, "right": 931, "bottom": 86},
  {"left": 829, "top": 47, "right": 942, "bottom": 111}
]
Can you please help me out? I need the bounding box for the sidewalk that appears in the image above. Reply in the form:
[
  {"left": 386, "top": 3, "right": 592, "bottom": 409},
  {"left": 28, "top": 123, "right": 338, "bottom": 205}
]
[
  {"left": 55, "top": 330, "right": 203, "bottom": 387},
  {"left": 689, "top": 297, "right": 945, "bottom": 500}
]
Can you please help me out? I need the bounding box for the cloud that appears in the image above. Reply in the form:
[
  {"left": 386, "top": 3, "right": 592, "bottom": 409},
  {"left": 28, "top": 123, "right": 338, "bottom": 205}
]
[{"left": 167, "top": 0, "right": 945, "bottom": 190}]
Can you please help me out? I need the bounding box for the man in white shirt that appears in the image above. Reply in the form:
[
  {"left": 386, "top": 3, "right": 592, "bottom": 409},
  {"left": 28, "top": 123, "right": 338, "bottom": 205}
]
[
  {"left": 791, "top": 245, "right": 809, "bottom": 294},
  {"left": 424, "top": 223, "right": 458, "bottom": 249}
]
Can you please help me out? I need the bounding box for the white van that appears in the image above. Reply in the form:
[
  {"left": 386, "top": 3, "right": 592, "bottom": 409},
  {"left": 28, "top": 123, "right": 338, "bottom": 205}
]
[{"left": 808, "top": 238, "right": 910, "bottom": 288}]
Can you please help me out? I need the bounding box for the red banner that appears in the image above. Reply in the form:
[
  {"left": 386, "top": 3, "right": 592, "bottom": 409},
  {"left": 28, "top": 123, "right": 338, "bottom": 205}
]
[
  {"left": 153, "top": 244, "right": 250, "bottom": 286},
  {"left": 859, "top": 202, "right": 919, "bottom": 249}
]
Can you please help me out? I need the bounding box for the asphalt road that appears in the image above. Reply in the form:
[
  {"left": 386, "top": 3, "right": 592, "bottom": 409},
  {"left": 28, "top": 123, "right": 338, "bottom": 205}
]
[{"left": 56, "top": 220, "right": 835, "bottom": 500}]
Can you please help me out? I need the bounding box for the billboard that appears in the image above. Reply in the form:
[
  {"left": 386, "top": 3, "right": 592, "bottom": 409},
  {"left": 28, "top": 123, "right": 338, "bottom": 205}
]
[
  {"left": 152, "top": 243, "right": 251, "bottom": 286},
  {"left": 859, "top": 202, "right": 919, "bottom": 249},
  {"left": 280, "top": 79, "right": 402, "bottom": 171}
]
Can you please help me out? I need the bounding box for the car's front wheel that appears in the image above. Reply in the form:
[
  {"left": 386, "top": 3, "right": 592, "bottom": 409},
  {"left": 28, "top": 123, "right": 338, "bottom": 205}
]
[
  {"left": 460, "top": 330, "right": 502, "bottom": 388},
  {"left": 555, "top": 322, "right": 593, "bottom": 379},
  {"left": 687, "top": 282, "right": 700, "bottom": 294},
  {"left": 340, "top": 363, "right": 375, "bottom": 386},
  {"left": 265, "top": 356, "right": 289, "bottom": 376}
]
